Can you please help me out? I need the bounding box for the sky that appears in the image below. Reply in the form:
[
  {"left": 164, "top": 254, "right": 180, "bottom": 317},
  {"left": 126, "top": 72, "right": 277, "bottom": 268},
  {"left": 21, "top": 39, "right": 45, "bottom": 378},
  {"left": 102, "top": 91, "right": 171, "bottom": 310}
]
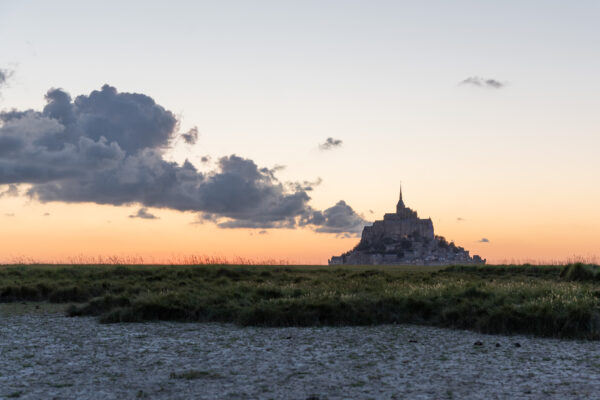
[{"left": 0, "top": 1, "right": 599, "bottom": 264}]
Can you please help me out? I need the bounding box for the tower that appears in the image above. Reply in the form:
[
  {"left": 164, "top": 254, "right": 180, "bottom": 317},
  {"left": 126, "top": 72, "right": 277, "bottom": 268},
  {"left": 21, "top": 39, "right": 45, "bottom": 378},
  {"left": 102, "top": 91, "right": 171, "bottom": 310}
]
[{"left": 396, "top": 182, "right": 405, "bottom": 213}]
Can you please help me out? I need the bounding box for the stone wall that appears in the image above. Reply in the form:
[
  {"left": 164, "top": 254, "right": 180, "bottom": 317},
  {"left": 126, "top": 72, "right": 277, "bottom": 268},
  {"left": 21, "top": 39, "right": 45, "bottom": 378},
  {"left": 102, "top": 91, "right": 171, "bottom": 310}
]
[
  {"left": 361, "top": 213, "right": 434, "bottom": 244},
  {"left": 329, "top": 235, "right": 485, "bottom": 266}
]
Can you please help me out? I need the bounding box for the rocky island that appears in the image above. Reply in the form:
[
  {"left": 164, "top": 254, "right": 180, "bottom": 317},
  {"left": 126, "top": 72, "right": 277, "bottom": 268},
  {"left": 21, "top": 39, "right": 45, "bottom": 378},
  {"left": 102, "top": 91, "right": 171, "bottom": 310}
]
[{"left": 329, "top": 186, "right": 485, "bottom": 265}]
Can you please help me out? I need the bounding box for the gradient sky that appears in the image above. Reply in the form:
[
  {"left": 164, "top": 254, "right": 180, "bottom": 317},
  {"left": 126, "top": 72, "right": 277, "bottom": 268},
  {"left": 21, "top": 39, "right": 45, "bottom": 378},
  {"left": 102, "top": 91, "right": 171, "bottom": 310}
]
[{"left": 1, "top": 1, "right": 599, "bottom": 264}]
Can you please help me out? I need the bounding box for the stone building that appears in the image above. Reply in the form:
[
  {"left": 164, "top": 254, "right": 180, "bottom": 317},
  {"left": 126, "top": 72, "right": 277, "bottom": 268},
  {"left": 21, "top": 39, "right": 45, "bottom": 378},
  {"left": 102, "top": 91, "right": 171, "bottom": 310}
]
[{"left": 329, "top": 186, "right": 485, "bottom": 265}]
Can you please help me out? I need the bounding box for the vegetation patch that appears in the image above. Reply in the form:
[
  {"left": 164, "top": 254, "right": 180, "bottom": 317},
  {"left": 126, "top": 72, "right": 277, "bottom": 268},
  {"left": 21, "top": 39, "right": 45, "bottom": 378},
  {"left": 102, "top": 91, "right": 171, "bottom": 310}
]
[{"left": 1, "top": 263, "right": 599, "bottom": 339}]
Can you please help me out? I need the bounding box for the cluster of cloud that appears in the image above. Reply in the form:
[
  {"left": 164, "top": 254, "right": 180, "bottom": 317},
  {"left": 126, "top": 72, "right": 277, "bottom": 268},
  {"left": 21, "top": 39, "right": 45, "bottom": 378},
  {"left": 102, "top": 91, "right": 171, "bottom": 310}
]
[
  {"left": 478, "top": 238, "right": 490, "bottom": 243},
  {"left": 460, "top": 76, "right": 505, "bottom": 89},
  {"left": 319, "top": 137, "right": 343, "bottom": 151},
  {"left": 0, "top": 84, "right": 368, "bottom": 235}
]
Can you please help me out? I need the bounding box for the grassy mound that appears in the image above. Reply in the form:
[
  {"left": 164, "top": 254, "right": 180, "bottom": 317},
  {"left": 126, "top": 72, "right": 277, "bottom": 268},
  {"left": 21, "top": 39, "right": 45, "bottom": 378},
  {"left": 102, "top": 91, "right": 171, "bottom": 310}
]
[
  {"left": 1, "top": 263, "right": 599, "bottom": 339},
  {"left": 559, "top": 263, "right": 600, "bottom": 281}
]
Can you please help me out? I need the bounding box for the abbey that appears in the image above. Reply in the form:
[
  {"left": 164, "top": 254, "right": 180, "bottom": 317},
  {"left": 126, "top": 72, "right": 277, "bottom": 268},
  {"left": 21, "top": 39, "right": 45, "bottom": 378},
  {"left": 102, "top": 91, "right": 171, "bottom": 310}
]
[{"left": 329, "top": 186, "right": 485, "bottom": 265}]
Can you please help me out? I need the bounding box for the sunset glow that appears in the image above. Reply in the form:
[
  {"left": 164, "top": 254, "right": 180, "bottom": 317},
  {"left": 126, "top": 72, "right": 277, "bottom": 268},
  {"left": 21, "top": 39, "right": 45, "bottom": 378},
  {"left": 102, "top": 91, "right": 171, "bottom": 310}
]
[{"left": 1, "top": 1, "right": 599, "bottom": 264}]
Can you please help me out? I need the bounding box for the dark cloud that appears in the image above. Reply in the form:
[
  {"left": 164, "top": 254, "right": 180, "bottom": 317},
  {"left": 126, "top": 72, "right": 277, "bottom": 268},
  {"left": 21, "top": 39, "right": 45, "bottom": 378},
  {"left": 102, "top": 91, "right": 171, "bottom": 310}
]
[
  {"left": 484, "top": 79, "right": 503, "bottom": 88},
  {"left": 181, "top": 126, "right": 198, "bottom": 145},
  {"left": 258, "top": 230, "right": 268, "bottom": 235},
  {"left": 319, "top": 137, "right": 343, "bottom": 151},
  {"left": 302, "top": 177, "right": 322, "bottom": 191},
  {"left": 129, "top": 207, "right": 158, "bottom": 219},
  {"left": 200, "top": 156, "right": 210, "bottom": 163},
  {"left": 287, "top": 177, "right": 322, "bottom": 192},
  {"left": 457, "top": 217, "right": 465, "bottom": 221},
  {"left": 4, "top": 213, "right": 14, "bottom": 217},
  {"left": 0, "top": 84, "right": 367, "bottom": 235},
  {"left": 478, "top": 238, "right": 490, "bottom": 243},
  {"left": 302, "top": 200, "right": 368, "bottom": 237},
  {"left": 0, "top": 184, "right": 19, "bottom": 197},
  {"left": 43, "top": 212, "right": 50, "bottom": 216},
  {"left": 460, "top": 77, "right": 505, "bottom": 89},
  {"left": 198, "top": 155, "right": 315, "bottom": 229}
]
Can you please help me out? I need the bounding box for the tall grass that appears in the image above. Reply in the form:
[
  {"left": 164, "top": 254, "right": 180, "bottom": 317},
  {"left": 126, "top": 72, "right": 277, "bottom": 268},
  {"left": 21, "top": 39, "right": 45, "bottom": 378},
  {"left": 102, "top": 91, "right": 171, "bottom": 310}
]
[
  {"left": 2, "top": 254, "right": 290, "bottom": 265},
  {"left": 1, "top": 263, "right": 599, "bottom": 339}
]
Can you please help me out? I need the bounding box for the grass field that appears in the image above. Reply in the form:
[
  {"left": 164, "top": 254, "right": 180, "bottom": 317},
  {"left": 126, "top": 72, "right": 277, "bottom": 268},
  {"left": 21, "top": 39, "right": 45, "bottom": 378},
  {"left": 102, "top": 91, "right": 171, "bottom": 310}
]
[{"left": 1, "top": 263, "right": 599, "bottom": 339}]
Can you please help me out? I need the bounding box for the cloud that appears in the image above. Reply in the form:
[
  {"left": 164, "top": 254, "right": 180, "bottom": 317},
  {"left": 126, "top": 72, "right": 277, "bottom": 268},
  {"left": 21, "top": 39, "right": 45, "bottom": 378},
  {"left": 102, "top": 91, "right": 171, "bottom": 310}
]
[
  {"left": 43, "top": 212, "right": 50, "bottom": 216},
  {"left": 478, "top": 238, "right": 490, "bottom": 243},
  {"left": 484, "top": 79, "right": 503, "bottom": 88},
  {"left": 302, "top": 200, "right": 369, "bottom": 237},
  {"left": 4, "top": 213, "right": 14, "bottom": 217},
  {"left": 258, "top": 230, "right": 268, "bottom": 235},
  {"left": 319, "top": 137, "right": 343, "bottom": 151},
  {"left": 0, "top": 84, "right": 367, "bottom": 234},
  {"left": 287, "top": 177, "right": 322, "bottom": 192},
  {"left": 460, "top": 77, "right": 505, "bottom": 89},
  {"left": 200, "top": 156, "right": 210, "bottom": 163},
  {"left": 129, "top": 207, "right": 158, "bottom": 219},
  {"left": 0, "top": 184, "right": 18, "bottom": 197},
  {"left": 0, "top": 69, "right": 13, "bottom": 92},
  {"left": 457, "top": 217, "right": 465, "bottom": 221},
  {"left": 181, "top": 126, "right": 198, "bottom": 145},
  {"left": 302, "top": 177, "right": 322, "bottom": 191},
  {"left": 336, "top": 232, "right": 354, "bottom": 239}
]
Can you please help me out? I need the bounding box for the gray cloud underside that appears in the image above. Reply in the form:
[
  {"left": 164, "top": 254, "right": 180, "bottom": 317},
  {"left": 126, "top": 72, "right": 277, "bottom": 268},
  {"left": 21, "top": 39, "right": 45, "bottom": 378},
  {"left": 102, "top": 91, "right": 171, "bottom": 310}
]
[
  {"left": 319, "top": 137, "right": 343, "bottom": 150},
  {"left": 301, "top": 201, "right": 367, "bottom": 236},
  {"left": 129, "top": 207, "right": 158, "bottom": 219},
  {"left": 0, "top": 85, "right": 368, "bottom": 234},
  {"left": 479, "top": 238, "right": 490, "bottom": 243},
  {"left": 0, "top": 184, "right": 18, "bottom": 197},
  {"left": 460, "top": 77, "right": 505, "bottom": 89}
]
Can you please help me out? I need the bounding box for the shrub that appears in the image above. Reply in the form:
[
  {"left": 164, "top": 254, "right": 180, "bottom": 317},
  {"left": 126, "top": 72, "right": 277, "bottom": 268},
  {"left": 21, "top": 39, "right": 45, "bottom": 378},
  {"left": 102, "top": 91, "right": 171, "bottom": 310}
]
[{"left": 560, "top": 263, "right": 598, "bottom": 281}]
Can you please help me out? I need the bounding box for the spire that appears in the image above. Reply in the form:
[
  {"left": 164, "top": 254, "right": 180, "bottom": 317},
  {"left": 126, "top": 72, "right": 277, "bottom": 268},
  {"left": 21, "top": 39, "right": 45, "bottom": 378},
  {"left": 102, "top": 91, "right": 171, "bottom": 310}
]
[
  {"left": 399, "top": 182, "right": 403, "bottom": 203},
  {"left": 396, "top": 182, "right": 405, "bottom": 212}
]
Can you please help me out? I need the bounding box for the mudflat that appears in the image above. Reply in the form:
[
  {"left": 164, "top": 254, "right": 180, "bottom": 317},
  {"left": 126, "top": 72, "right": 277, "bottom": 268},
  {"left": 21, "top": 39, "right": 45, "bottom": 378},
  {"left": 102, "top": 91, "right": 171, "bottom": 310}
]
[{"left": 2, "top": 310, "right": 599, "bottom": 399}]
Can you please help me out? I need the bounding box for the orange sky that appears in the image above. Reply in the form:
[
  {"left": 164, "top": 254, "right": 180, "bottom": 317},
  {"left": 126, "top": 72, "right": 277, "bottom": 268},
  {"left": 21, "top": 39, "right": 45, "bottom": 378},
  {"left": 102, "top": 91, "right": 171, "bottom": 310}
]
[
  {"left": 1, "top": 190, "right": 598, "bottom": 265},
  {"left": 0, "top": 197, "right": 351, "bottom": 264}
]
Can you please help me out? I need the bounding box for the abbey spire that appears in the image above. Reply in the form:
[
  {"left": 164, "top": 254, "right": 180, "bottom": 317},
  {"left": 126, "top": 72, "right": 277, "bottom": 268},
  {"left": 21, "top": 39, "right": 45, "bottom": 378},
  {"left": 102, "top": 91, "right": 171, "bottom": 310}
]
[{"left": 396, "top": 182, "right": 405, "bottom": 213}]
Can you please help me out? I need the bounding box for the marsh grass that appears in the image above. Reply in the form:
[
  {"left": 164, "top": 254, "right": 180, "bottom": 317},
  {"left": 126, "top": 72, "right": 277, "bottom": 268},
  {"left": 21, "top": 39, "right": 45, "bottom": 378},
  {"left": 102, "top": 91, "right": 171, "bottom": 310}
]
[{"left": 1, "top": 263, "right": 599, "bottom": 339}]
